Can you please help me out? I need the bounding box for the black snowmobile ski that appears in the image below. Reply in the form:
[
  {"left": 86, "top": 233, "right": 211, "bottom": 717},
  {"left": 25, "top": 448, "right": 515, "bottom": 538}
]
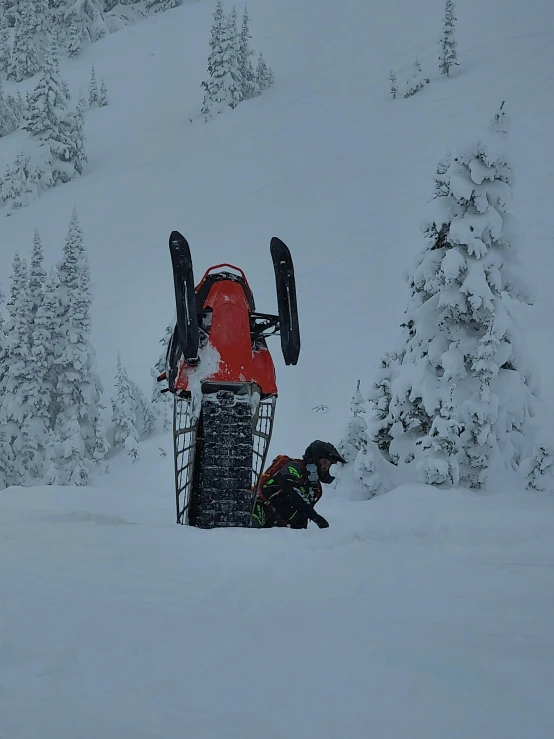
[
  {"left": 169, "top": 231, "right": 199, "bottom": 364},
  {"left": 270, "top": 237, "right": 300, "bottom": 366}
]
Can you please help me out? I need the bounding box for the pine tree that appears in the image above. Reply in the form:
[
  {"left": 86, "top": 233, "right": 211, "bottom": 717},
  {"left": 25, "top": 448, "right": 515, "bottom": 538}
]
[
  {"left": 389, "top": 70, "right": 398, "bottom": 100},
  {"left": 112, "top": 354, "right": 140, "bottom": 458},
  {"left": 239, "top": 6, "right": 259, "bottom": 99},
  {"left": 255, "top": 52, "right": 273, "bottom": 90},
  {"left": 89, "top": 64, "right": 99, "bottom": 107},
  {"left": 439, "top": 0, "right": 459, "bottom": 78},
  {"left": 369, "top": 104, "right": 539, "bottom": 489}
]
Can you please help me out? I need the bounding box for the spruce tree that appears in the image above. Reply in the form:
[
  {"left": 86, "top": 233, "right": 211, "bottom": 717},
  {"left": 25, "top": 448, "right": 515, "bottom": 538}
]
[{"left": 439, "top": 0, "right": 459, "bottom": 78}]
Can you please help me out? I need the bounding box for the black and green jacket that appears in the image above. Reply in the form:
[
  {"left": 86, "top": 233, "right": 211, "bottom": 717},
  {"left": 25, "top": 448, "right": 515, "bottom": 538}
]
[{"left": 253, "top": 459, "right": 322, "bottom": 528}]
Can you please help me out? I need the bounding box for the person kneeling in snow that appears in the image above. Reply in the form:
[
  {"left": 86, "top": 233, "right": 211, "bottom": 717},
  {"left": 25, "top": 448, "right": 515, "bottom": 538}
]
[{"left": 252, "top": 441, "right": 345, "bottom": 529}]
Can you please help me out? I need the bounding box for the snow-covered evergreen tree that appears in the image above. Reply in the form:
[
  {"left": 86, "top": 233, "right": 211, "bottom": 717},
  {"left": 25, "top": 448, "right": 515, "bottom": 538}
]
[
  {"left": 0, "top": 254, "right": 34, "bottom": 485},
  {"left": 239, "top": 6, "right": 259, "bottom": 99},
  {"left": 67, "top": 17, "right": 82, "bottom": 57},
  {"left": 24, "top": 37, "right": 69, "bottom": 132},
  {"left": 525, "top": 441, "right": 554, "bottom": 493},
  {"left": 64, "top": 0, "right": 109, "bottom": 46},
  {"left": 353, "top": 429, "right": 383, "bottom": 498},
  {"left": 29, "top": 229, "right": 47, "bottom": 322},
  {"left": 90, "top": 411, "right": 110, "bottom": 471},
  {"left": 439, "top": 0, "right": 459, "bottom": 78},
  {"left": 337, "top": 380, "right": 368, "bottom": 464},
  {"left": 150, "top": 322, "right": 173, "bottom": 430},
  {"left": 55, "top": 208, "right": 105, "bottom": 461},
  {"left": 369, "top": 104, "right": 540, "bottom": 489},
  {"left": 58, "top": 412, "right": 89, "bottom": 484},
  {"left": 1, "top": 151, "right": 34, "bottom": 209},
  {"left": 0, "top": 21, "right": 11, "bottom": 75},
  {"left": 145, "top": 0, "right": 181, "bottom": 13},
  {"left": 7, "top": 1, "right": 39, "bottom": 82},
  {"left": 403, "top": 58, "right": 429, "bottom": 98},
  {"left": 255, "top": 52, "right": 273, "bottom": 90},
  {"left": 89, "top": 64, "right": 99, "bottom": 107},
  {"left": 201, "top": 0, "right": 243, "bottom": 121},
  {"left": 112, "top": 354, "right": 140, "bottom": 459},
  {"left": 389, "top": 70, "right": 398, "bottom": 100},
  {"left": 416, "top": 384, "right": 461, "bottom": 487},
  {"left": 0, "top": 79, "right": 19, "bottom": 138},
  {"left": 98, "top": 77, "right": 109, "bottom": 106}
]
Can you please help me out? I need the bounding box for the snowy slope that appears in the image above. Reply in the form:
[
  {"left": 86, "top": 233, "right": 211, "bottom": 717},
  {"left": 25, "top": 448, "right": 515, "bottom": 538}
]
[{"left": 1, "top": 0, "right": 554, "bottom": 736}]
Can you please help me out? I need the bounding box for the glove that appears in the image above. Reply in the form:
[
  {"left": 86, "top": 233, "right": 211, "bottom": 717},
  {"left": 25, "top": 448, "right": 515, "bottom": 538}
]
[{"left": 312, "top": 513, "right": 329, "bottom": 529}]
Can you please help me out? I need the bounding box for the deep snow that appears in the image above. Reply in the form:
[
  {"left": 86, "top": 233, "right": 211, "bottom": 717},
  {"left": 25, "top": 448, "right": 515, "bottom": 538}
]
[{"left": 1, "top": 0, "right": 554, "bottom": 736}]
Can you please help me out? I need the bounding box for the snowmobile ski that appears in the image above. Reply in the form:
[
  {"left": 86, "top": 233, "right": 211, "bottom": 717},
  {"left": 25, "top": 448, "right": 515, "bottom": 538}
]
[
  {"left": 169, "top": 231, "right": 199, "bottom": 364},
  {"left": 270, "top": 237, "right": 300, "bottom": 366}
]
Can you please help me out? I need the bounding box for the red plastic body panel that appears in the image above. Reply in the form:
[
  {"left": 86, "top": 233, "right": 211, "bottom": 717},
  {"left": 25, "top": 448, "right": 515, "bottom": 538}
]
[{"left": 175, "top": 272, "right": 278, "bottom": 396}]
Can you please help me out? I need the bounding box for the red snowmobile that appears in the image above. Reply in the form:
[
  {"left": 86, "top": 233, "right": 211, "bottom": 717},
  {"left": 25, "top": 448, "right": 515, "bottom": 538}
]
[{"left": 160, "top": 231, "right": 300, "bottom": 528}]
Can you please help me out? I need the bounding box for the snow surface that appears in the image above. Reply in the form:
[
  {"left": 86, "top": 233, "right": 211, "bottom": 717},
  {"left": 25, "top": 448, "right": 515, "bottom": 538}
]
[{"left": 1, "top": 0, "right": 554, "bottom": 736}]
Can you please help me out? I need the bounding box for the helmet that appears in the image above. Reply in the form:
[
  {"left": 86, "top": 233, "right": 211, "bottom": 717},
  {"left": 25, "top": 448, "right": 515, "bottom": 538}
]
[{"left": 304, "top": 440, "right": 346, "bottom": 484}]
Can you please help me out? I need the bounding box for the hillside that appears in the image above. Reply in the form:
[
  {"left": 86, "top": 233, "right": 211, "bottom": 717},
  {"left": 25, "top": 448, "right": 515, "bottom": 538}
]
[{"left": 1, "top": 0, "right": 554, "bottom": 737}]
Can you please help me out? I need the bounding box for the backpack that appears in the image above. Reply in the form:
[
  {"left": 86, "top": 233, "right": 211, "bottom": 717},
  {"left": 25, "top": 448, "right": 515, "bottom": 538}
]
[{"left": 256, "top": 454, "right": 293, "bottom": 495}]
